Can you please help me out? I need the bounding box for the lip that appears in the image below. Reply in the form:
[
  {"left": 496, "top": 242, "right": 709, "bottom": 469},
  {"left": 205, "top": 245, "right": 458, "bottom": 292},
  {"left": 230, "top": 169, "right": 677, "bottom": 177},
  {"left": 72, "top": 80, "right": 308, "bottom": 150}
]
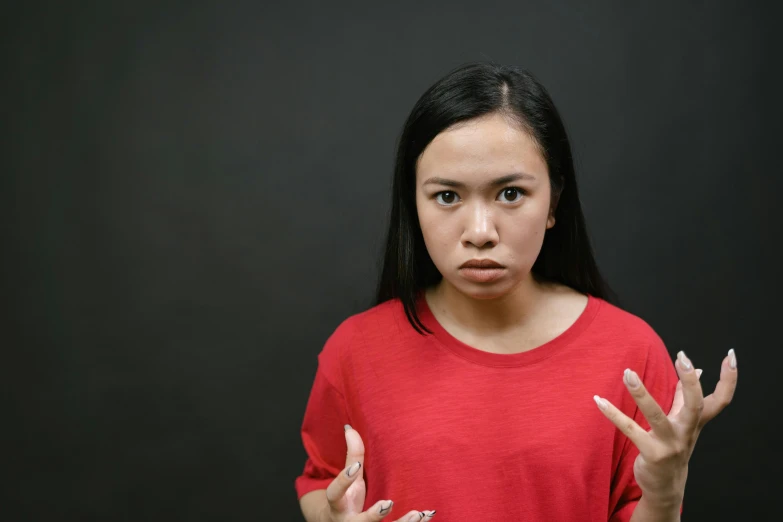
[
  {"left": 459, "top": 267, "right": 505, "bottom": 283},
  {"left": 459, "top": 259, "right": 505, "bottom": 269}
]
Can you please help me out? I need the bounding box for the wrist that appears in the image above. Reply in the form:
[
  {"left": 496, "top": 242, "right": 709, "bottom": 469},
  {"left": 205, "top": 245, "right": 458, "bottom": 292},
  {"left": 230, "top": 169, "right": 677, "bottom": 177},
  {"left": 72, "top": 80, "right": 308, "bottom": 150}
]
[
  {"left": 317, "top": 503, "right": 332, "bottom": 522},
  {"left": 639, "top": 492, "right": 682, "bottom": 512},
  {"left": 645, "top": 487, "right": 683, "bottom": 506},
  {"left": 630, "top": 495, "right": 681, "bottom": 522}
]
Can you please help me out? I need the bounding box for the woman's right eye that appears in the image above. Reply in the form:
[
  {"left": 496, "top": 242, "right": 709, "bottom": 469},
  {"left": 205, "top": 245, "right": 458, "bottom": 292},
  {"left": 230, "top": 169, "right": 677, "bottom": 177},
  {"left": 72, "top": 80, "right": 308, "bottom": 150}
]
[{"left": 435, "top": 191, "right": 459, "bottom": 205}]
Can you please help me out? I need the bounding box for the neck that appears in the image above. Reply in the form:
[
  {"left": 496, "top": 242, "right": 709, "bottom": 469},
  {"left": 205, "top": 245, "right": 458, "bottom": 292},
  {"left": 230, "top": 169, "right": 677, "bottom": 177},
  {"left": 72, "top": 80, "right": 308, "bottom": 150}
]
[{"left": 425, "top": 274, "right": 546, "bottom": 334}]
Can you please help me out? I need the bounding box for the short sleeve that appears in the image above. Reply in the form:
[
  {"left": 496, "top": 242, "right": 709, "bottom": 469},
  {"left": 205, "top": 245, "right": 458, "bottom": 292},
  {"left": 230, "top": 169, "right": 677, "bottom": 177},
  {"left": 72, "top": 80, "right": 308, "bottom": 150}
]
[
  {"left": 609, "top": 334, "right": 683, "bottom": 522},
  {"left": 294, "top": 322, "right": 355, "bottom": 500}
]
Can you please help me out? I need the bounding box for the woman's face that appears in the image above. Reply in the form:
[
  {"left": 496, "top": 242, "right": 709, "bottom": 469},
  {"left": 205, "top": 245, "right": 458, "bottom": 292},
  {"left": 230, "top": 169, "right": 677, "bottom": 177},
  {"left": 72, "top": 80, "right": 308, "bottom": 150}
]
[{"left": 415, "top": 112, "right": 554, "bottom": 299}]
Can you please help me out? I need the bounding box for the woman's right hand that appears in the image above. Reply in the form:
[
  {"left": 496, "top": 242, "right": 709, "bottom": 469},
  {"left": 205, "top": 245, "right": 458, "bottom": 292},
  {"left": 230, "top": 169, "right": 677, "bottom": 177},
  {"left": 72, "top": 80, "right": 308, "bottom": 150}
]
[{"left": 321, "top": 425, "right": 435, "bottom": 522}]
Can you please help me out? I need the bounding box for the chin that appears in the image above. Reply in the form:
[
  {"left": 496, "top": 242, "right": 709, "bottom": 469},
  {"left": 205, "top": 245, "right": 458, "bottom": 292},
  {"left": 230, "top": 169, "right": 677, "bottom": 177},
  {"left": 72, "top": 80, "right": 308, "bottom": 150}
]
[{"left": 450, "top": 278, "right": 515, "bottom": 300}]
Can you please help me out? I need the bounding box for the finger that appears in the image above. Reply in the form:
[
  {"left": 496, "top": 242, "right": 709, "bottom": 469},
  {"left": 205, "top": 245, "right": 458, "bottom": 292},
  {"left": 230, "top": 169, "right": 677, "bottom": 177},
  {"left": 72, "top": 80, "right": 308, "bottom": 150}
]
[
  {"left": 353, "top": 500, "right": 395, "bottom": 521},
  {"left": 594, "top": 395, "right": 654, "bottom": 454},
  {"left": 623, "top": 368, "right": 675, "bottom": 439},
  {"left": 325, "top": 425, "right": 366, "bottom": 505},
  {"left": 324, "top": 460, "right": 362, "bottom": 505},
  {"left": 344, "top": 424, "right": 366, "bottom": 480},
  {"left": 674, "top": 351, "right": 705, "bottom": 430},
  {"left": 702, "top": 348, "right": 738, "bottom": 424},
  {"left": 392, "top": 509, "right": 436, "bottom": 522},
  {"left": 393, "top": 510, "right": 426, "bottom": 522},
  {"left": 669, "top": 368, "right": 702, "bottom": 417}
]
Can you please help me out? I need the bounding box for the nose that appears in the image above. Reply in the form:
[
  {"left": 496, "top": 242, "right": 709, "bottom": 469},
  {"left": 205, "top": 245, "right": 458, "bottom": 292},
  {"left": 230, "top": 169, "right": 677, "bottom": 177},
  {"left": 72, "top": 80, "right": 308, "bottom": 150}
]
[{"left": 461, "top": 203, "right": 499, "bottom": 248}]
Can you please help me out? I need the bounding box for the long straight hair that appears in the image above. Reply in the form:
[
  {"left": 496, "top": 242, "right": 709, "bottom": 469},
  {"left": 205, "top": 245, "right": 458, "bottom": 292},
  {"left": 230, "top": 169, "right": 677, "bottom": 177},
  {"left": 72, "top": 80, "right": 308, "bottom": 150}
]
[{"left": 375, "top": 62, "right": 617, "bottom": 334}]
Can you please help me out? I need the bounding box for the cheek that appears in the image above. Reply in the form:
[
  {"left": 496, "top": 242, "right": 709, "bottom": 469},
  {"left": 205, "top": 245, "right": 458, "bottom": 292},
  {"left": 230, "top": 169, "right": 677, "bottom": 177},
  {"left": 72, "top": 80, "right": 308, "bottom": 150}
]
[
  {"left": 418, "top": 208, "right": 453, "bottom": 255},
  {"left": 419, "top": 212, "right": 448, "bottom": 245},
  {"left": 504, "top": 211, "right": 550, "bottom": 254}
]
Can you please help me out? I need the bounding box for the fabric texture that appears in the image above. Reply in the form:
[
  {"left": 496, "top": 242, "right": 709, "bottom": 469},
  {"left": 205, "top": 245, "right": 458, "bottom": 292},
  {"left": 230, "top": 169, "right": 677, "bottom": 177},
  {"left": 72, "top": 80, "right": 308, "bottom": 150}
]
[{"left": 295, "top": 293, "right": 681, "bottom": 521}]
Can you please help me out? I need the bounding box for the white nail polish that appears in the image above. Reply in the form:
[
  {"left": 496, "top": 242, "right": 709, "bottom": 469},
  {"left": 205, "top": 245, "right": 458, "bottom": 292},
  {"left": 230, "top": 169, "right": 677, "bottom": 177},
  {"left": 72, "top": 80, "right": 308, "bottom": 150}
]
[
  {"left": 624, "top": 368, "right": 640, "bottom": 388},
  {"left": 346, "top": 461, "right": 361, "bottom": 477},
  {"left": 729, "top": 348, "right": 737, "bottom": 370},
  {"left": 678, "top": 351, "right": 692, "bottom": 371}
]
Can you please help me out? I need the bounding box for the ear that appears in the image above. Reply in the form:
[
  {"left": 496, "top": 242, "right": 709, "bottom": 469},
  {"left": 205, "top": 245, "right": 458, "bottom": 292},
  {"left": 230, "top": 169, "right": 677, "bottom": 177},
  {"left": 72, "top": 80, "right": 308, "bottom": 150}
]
[{"left": 546, "top": 184, "right": 561, "bottom": 230}]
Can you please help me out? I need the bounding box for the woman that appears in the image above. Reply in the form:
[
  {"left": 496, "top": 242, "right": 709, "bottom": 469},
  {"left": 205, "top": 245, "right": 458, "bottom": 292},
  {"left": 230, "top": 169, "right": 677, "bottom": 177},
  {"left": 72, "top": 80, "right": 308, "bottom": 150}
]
[{"left": 295, "top": 62, "right": 738, "bottom": 522}]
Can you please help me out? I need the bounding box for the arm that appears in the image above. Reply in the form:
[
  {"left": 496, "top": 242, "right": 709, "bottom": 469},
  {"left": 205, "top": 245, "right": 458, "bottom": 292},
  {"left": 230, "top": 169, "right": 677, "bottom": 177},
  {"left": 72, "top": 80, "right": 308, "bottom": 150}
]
[{"left": 629, "top": 495, "right": 681, "bottom": 522}]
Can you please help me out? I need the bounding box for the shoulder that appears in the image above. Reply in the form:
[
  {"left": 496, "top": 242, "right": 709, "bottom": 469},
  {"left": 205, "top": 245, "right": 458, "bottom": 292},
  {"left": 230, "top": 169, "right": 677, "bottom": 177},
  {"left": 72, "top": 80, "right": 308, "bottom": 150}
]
[
  {"left": 544, "top": 283, "right": 665, "bottom": 352},
  {"left": 591, "top": 297, "right": 665, "bottom": 348},
  {"left": 318, "top": 298, "right": 408, "bottom": 364},
  {"left": 330, "top": 298, "right": 407, "bottom": 340},
  {"left": 588, "top": 297, "right": 676, "bottom": 382}
]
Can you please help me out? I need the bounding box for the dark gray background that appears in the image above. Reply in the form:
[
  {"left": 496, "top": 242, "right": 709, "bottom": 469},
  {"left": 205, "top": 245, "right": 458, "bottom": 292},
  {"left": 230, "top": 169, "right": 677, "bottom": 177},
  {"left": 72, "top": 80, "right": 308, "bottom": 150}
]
[{"left": 3, "top": 1, "right": 781, "bottom": 520}]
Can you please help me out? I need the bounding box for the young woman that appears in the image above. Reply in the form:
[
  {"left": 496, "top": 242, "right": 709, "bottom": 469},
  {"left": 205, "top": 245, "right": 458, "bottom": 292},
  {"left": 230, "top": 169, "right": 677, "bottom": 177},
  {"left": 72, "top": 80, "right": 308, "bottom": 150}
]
[{"left": 295, "top": 62, "right": 738, "bottom": 522}]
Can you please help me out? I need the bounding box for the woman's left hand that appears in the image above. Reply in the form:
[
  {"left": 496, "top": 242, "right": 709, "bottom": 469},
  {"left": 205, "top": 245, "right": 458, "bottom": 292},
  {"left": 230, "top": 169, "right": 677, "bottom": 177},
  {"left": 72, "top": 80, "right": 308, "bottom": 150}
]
[{"left": 594, "top": 349, "right": 738, "bottom": 505}]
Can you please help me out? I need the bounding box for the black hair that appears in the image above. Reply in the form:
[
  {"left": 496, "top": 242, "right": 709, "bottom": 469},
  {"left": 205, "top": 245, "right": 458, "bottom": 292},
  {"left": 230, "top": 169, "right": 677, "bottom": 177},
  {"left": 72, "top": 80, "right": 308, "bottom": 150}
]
[{"left": 375, "top": 62, "right": 617, "bottom": 334}]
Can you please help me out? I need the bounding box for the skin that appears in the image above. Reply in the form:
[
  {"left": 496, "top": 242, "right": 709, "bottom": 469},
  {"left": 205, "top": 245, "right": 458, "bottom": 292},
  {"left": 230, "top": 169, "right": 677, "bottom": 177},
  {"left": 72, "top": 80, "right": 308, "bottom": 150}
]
[
  {"left": 300, "top": 112, "right": 738, "bottom": 521},
  {"left": 415, "top": 112, "right": 585, "bottom": 354},
  {"left": 596, "top": 349, "right": 738, "bottom": 520}
]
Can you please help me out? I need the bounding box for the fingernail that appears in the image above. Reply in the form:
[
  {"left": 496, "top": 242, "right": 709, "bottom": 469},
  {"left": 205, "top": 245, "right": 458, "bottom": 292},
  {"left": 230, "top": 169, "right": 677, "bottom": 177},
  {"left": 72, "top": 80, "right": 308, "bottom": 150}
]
[
  {"left": 346, "top": 461, "right": 361, "bottom": 477},
  {"left": 624, "top": 368, "right": 640, "bottom": 388},
  {"left": 677, "top": 351, "right": 693, "bottom": 371},
  {"left": 424, "top": 510, "right": 437, "bottom": 518},
  {"left": 593, "top": 395, "right": 608, "bottom": 410},
  {"left": 379, "top": 501, "right": 393, "bottom": 514},
  {"left": 344, "top": 424, "right": 352, "bottom": 431},
  {"left": 696, "top": 369, "right": 703, "bottom": 379},
  {"left": 728, "top": 348, "right": 737, "bottom": 370}
]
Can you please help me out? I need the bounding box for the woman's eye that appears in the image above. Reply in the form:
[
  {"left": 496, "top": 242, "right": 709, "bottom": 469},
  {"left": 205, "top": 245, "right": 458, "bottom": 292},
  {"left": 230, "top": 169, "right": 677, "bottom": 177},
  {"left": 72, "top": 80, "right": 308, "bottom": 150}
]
[
  {"left": 435, "top": 191, "right": 459, "bottom": 205},
  {"left": 499, "top": 187, "right": 524, "bottom": 202}
]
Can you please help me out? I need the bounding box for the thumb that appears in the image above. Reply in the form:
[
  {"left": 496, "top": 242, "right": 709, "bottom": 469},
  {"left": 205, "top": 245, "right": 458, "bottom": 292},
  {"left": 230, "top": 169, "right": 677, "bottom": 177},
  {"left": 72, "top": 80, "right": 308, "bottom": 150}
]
[{"left": 344, "top": 425, "right": 366, "bottom": 479}]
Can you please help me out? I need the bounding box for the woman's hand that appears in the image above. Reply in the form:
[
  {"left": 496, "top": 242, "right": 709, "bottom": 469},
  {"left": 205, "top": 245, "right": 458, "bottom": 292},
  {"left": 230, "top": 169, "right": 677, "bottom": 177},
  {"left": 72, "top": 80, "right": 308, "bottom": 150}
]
[
  {"left": 594, "top": 349, "right": 738, "bottom": 505},
  {"left": 321, "top": 425, "right": 436, "bottom": 522}
]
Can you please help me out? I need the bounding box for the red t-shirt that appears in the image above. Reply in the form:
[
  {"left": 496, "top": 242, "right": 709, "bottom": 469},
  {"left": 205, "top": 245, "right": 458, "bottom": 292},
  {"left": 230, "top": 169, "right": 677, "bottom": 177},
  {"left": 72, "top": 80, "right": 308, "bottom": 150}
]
[{"left": 295, "top": 293, "right": 681, "bottom": 521}]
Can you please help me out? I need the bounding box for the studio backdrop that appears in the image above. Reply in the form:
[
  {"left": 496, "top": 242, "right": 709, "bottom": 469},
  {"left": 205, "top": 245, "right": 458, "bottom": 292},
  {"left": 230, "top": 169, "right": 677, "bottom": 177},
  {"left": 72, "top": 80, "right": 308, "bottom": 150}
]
[{"left": 3, "top": 1, "right": 780, "bottom": 520}]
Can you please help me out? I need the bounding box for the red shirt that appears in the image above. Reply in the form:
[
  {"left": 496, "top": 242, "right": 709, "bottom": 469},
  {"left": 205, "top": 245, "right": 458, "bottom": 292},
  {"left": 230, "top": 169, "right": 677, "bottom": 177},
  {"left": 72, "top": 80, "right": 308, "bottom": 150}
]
[{"left": 295, "top": 294, "right": 680, "bottom": 521}]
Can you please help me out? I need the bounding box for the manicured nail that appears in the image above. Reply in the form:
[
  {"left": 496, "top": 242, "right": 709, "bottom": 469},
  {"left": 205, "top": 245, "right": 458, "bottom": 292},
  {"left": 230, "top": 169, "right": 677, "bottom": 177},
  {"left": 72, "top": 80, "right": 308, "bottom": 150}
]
[
  {"left": 696, "top": 369, "right": 703, "bottom": 379},
  {"left": 424, "top": 510, "right": 437, "bottom": 518},
  {"left": 624, "top": 368, "right": 640, "bottom": 388},
  {"left": 728, "top": 348, "right": 737, "bottom": 370},
  {"left": 379, "top": 501, "right": 393, "bottom": 514},
  {"left": 346, "top": 461, "right": 361, "bottom": 477},
  {"left": 593, "top": 395, "right": 608, "bottom": 410},
  {"left": 344, "top": 424, "right": 352, "bottom": 431},
  {"left": 677, "top": 351, "right": 692, "bottom": 371}
]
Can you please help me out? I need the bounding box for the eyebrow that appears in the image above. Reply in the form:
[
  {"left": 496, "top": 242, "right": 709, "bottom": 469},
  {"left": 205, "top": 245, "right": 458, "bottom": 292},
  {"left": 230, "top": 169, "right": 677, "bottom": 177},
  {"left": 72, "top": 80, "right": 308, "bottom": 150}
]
[{"left": 422, "top": 173, "right": 538, "bottom": 189}]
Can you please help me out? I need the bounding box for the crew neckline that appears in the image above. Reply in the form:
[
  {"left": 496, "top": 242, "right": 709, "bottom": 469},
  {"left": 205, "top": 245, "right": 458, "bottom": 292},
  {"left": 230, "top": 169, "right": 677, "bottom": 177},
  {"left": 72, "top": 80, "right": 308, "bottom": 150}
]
[{"left": 415, "top": 291, "right": 602, "bottom": 367}]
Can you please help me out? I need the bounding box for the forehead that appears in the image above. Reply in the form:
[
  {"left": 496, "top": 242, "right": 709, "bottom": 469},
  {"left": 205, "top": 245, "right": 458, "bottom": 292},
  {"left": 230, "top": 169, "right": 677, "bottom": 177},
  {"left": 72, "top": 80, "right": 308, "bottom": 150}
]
[{"left": 416, "top": 113, "right": 548, "bottom": 182}]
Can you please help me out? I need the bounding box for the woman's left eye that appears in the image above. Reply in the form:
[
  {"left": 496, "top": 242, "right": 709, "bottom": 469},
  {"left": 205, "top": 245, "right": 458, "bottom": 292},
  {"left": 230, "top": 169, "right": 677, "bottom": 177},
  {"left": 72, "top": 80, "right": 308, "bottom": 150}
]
[{"left": 499, "top": 187, "right": 525, "bottom": 202}]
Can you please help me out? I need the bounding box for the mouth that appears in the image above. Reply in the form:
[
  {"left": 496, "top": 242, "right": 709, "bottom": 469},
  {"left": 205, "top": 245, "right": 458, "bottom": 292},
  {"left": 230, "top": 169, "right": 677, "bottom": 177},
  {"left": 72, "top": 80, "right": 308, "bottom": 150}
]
[
  {"left": 458, "top": 265, "right": 506, "bottom": 283},
  {"left": 459, "top": 259, "right": 505, "bottom": 269}
]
